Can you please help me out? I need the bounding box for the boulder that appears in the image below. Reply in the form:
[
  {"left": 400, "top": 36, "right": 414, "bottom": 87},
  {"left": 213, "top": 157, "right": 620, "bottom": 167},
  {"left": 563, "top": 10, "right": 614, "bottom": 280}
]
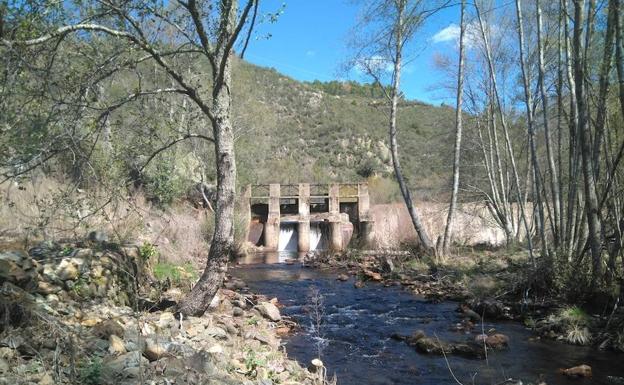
[
  {"left": 56, "top": 259, "right": 79, "bottom": 281},
  {"left": 0, "top": 251, "right": 38, "bottom": 290},
  {"left": 472, "top": 299, "right": 509, "bottom": 320},
  {"left": 413, "top": 337, "right": 452, "bottom": 355},
  {"left": 354, "top": 280, "right": 365, "bottom": 289},
  {"left": 363, "top": 270, "right": 383, "bottom": 282},
  {"left": 104, "top": 351, "right": 148, "bottom": 378},
  {"left": 475, "top": 333, "right": 509, "bottom": 349},
  {"left": 143, "top": 337, "right": 169, "bottom": 361},
  {"left": 559, "top": 364, "right": 592, "bottom": 378},
  {"left": 92, "top": 319, "right": 125, "bottom": 339},
  {"left": 256, "top": 302, "right": 281, "bottom": 322},
  {"left": 337, "top": 274, "right": 349, "bottom": 282},
  {"left": 109, "top": 334, "right": 126, "bottom": 354}
]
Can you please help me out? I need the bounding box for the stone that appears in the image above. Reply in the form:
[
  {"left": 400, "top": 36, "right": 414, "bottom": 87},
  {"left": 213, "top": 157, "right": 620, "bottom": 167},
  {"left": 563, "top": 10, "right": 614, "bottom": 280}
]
[
  {"left": 472, "top": 299, "right": 509, "bottom": 320},
  {"left": 363, "top": 270, "right": 382, "bottom": 281},
  {"left": 413, "top": 337, "right": 452, "bottom": 355},
  {"left": 0, "top": 358, "right": 9, "bottom": 374},
  {"left": 36, "top": 281, "right": 60, "bottom": 295},
  {"left": 256, "top": 302, "right": 281, "bottom": 322},
  {"left": 205, "top": 326, "right": 228, "bottom": 339},
  {"left": 38, "top": 373, "right": 54, "bottom": 385},
  {"left": 109, "top": 334, "right": 126, "bottom": 354},
  {"left": 92, "top": 319, "right": 124, "bottom": 338},
  {"left": 56, "top": 259, "right": 79, "bottom": 281},
  {"left": 354, "top": 280, "right": 365, "bottom": 289},
  {"left": 559, "top": 364, "right": 592, "bottom": 378},
  {"left": 105, "top": 351, "right": 148, "bottom": 377},
  {"left": 233, "top": 307, "right": 244, "bottom": 317},
  {"left": 207, "top": 344, "right": 224, "bottom": 354},
  {"left": 158, "top": 312, "right": 176, "bottom": 329},
  {"left": 0, "top": 251, "right": 37, "bottom": 289},
  {"left": 337, "top": 274, "right": 349, "bottom": 282},
  {"left": 143, "top": 338, "right": 169, "bottom": 361},
  {"left": 475, "top": 333, "right": 509, "bottom": 349}
]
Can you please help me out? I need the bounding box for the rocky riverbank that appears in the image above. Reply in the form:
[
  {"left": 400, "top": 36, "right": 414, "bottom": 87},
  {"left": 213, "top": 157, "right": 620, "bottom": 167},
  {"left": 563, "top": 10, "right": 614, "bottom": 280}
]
[
  {"left": 303, "top": 250, "right": 624, "bottom": 355},
  {"left": 0, "top": 238, "right": 321, "bottom": 385}
]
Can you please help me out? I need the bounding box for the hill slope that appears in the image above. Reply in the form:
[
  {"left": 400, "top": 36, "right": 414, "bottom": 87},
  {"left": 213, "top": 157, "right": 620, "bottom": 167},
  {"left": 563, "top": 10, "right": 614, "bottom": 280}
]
[{"left": 231, "top": 60, "right": 457, "bottom": 201}]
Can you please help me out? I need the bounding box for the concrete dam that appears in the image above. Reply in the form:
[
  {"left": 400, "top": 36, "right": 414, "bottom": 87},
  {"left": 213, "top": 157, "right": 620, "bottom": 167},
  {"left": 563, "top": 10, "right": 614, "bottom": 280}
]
[{"left": 245, "top": 183, "right": 374, "bottom": 252}]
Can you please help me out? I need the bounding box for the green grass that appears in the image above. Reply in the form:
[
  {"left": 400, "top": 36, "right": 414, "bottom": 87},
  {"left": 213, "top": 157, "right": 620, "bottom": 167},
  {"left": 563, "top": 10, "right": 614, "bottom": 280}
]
[{"left": 153, "top": 262, "right": 198, "bottom": 283}]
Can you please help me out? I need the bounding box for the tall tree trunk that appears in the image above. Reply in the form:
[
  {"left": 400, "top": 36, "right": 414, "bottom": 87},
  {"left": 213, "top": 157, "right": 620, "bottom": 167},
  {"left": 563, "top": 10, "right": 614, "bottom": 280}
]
[
  {"left": 536, "top": 0, "right": 561, "bottom": 247},
  {"left": 442, "top": 0, "right": 466, "bottom": 255},
  {"left": 390, "top": 0, "right": 435, "bottom": 255},
  {"left": 573, "top": 0, "right": 603, "bottom": 289},
  {"left": 593, "top": 0, "right": 617, "bottom": 178},
  {"left": 178, "top": 2, "right": 238, "bottom": 316},
  {"left": 516, "top": 0, "right": 549, "bottom": 261}
]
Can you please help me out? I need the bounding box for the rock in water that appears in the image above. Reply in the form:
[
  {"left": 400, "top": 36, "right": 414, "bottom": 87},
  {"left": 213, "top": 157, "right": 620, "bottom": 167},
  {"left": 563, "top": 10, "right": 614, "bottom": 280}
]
[
  {"left": 257, "top": 301, "right": 281, "bottom": 321},
  {"left": 363, "top": 270, "right": 383, "bottom": 281},
  {"left": 559, "top": 364, "right": 592, "bottom": 378},
  {"left": 337, "top": 273, "right": 349, "bottom": 281},
  {"left": 475, "top": 333, "right": 509, "bottom": 349}
]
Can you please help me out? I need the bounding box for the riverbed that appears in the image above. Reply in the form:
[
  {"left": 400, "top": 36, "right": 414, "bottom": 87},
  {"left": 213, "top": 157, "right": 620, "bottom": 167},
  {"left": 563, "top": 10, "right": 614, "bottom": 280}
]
[{"left": 232, "top": 252, "right": 624, "bottom": 385}]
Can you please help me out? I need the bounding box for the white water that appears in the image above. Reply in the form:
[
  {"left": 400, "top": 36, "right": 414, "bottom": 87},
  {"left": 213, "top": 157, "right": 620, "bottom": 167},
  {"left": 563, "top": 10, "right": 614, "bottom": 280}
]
[
  {"left": 278, "top": 223, "right": 298, "bottom": 251},
  {"left": 278, "top": 222, "right": 328, "bottom": 251},
  {"left": 310, "top": 222, "right": 328, "bottom": 251}
]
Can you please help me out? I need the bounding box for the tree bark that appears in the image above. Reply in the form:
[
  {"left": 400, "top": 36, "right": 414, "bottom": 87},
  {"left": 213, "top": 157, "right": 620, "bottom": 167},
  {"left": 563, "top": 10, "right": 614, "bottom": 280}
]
[
  {"left": 536, "top": 0, "right": 561, "bottom": 246},
  {"left": 442, "top": 0, "right": 466, "bottom": 255},
  {"left": 516, "top": 0, "right": 548, "bottom": 261},
  {"left": 178, "top": 1, "right": 239, "bottom": 316},
  {"left": 389, "top": 0, "right": 435, "bottom": 255},
  {"left": 573, "top": 0, "right": 603, "bottom": 288}
]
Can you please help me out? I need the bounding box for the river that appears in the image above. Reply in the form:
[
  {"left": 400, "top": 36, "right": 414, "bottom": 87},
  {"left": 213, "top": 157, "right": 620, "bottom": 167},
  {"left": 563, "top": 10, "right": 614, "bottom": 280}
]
[{"left": 232, "top": 252, "right": 624, "bottom": 385}]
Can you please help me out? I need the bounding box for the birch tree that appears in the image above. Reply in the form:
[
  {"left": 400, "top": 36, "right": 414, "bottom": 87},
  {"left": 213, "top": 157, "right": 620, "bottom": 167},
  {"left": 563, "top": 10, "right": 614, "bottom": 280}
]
[
  {"left": 441, "top": 0, "right": 466, "bottom": 255},
  {"left": 350, "top": 0, "right": 441, "bottom": 255}
]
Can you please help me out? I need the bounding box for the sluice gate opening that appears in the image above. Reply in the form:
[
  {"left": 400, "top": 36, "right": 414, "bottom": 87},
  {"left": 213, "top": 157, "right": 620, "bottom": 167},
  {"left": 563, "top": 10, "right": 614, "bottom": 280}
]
[{"left": 245, "top": 183, "right": 373, "bottom": 252}]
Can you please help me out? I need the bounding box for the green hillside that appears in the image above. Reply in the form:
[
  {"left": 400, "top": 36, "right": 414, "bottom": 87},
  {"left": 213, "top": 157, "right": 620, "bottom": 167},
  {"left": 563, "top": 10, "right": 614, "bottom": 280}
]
[{"left": 232, "top": 59, "right": 457, "bottom": 200}]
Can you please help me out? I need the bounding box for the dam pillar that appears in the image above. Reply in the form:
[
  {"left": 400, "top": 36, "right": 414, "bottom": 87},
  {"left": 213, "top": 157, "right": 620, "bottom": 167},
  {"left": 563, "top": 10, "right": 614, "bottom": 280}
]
[
  {"left": 329, "top": 220, "right": 343, "bottom": 251},
  {"left": 297, "top": 183, "right": 310, "bottom": 252},
  {"left": 264, "top": 183, "right": 280, "bottom": 250},
  {"left": 358, "top": 183, "right": 374, "bottom": 246},
  {"left": 329, "top": 183, "right": 340, "bottom": 215},
  {"left": 328, "top": 184, "right": 342, "bottom": 250}
]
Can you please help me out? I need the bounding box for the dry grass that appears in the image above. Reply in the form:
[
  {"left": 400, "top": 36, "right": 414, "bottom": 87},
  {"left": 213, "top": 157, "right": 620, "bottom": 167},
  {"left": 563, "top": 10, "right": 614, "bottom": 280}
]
[{"left": 0, "top": 176, "right": 210, "bottom": 266}]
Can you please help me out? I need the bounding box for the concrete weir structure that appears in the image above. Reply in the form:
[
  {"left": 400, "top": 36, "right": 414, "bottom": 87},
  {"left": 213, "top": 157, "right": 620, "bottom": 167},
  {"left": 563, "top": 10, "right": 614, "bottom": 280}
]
[{"left": 246, "top": 183, "right": 373, "bottom": 252}]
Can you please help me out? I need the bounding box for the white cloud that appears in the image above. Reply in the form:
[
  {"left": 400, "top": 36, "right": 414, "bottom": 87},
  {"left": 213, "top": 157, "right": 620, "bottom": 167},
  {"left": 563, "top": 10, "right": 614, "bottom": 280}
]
[
  {"left": 431, "top": 22, "right": 491, "bottom": 49},
  {"left": 432, "top": 24, "right": 461, "bottom": 43},
  {"left": 354, "top": 55, "right": 394, "bottom": 74}
]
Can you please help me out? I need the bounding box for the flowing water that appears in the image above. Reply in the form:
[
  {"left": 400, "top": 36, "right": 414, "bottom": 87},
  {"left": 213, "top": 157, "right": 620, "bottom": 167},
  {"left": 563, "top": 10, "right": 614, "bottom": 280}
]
[
  {"left": 232, "top": 253, "right": 624, "bottom": 385},
  {"left": 278, "top": 222, "right": 329, "bottom": 252}
]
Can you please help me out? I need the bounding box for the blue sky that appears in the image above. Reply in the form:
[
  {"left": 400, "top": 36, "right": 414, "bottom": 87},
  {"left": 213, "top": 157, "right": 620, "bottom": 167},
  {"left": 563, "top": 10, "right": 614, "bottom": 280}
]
[{"left": 242, "top": 1, "right": 463, "bottom": 105}]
